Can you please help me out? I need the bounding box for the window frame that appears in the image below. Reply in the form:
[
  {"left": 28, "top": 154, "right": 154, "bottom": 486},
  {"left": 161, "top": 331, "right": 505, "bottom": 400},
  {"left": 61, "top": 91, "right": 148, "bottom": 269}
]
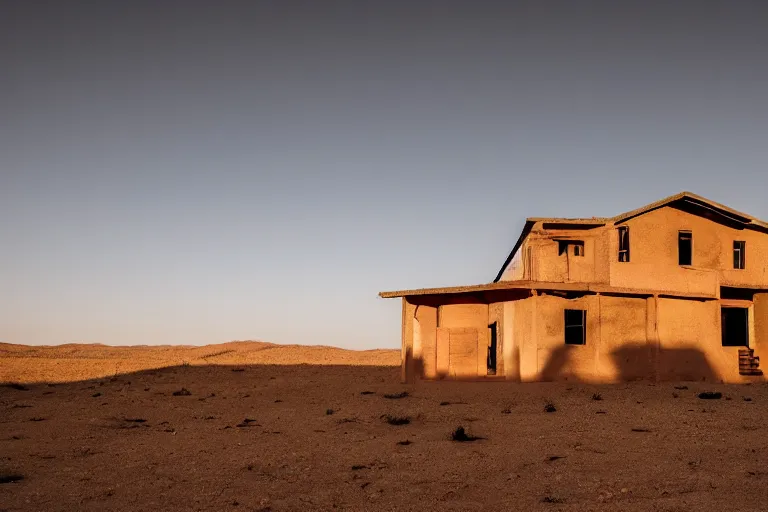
[
  {"left": 733, "top": 240, "right": 746, "bottom": 270},
  {"left": 617, "top": 226, "right": 630, "bottom": 262},
  {"left": 678, "top": 230, "right": 693, "bottom": 266},
  {"left": 564, "top": 309, "right": 587, "bottom": 345}
]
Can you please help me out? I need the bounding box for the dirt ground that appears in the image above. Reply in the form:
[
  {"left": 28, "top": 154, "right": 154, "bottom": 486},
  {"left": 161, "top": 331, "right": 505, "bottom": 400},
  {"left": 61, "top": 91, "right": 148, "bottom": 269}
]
[{"left": 1, "top": 342, "right": 767, "bottom": 511}]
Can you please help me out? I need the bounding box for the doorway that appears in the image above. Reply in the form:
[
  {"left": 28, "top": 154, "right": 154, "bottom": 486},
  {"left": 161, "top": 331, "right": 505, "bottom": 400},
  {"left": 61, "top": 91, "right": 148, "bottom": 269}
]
[
  {"left": 721, "top": 307, "right": 749, "bottom": 347},
  {"left": 487, "top": 322, "right": 498, "bottom": 375}
]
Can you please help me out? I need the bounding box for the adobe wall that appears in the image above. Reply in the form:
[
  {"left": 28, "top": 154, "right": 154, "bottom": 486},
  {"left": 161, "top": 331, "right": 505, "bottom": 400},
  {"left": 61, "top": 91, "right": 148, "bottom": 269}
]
[
  {"left": 402, "top": 292, "right": 767, "bottom": 383},
  {"left": 751, "top": 292, "right": 768, "bottom": 370},
  {"left": 594, "top": 296, "right": 649, "bottom": 380},
  {"left": 519, "top": 229, "right": 608, "bottom": 285},
  {"left": 509, "top": 297, "right": 536, "bottom": 381},
  {"left": 488, "top": 302, "right": 504, "bottom": 375},
  {"left": 610, "top": 206, "right": 768, "bottom": 294},
  {"left": 532, "top": 294, "right": 648, "bottom": 383},
  {"left": 438, "top": 303, "right": 489, "bottom": 377},
  {"left": 655, "top": 298, "right": 733, "bottom": 381},
  {"left": 414, "top": 304, "right": 437, "bottom": 379}
]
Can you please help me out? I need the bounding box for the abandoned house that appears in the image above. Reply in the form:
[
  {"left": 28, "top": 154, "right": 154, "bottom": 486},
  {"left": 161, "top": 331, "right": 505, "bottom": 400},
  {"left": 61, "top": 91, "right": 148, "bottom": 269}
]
[{"left": 379, "top": 192, "right": 768, "bottom": 383}]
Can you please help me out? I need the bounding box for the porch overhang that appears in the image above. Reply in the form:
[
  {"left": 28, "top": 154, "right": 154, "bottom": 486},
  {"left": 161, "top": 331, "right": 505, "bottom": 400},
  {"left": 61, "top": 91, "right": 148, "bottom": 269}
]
[{"left": 379, "top": 280, "right": 717, "bottom": 301}]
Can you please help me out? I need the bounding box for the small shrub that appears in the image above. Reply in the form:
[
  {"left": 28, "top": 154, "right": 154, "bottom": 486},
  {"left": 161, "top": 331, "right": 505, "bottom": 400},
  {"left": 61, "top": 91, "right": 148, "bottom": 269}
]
[
  {"left": 397, "top": 440, "right": 413, "bottom": 446},
  {"left": 591, "top": 393, "right": 603, "bottom": 401},
  {"left": 674, "top": 385, "right": 688, "bottom": 390},
  {"left": 698, "top": 391, "right": 722, "bottom": 400},
  {"left": 384, "top": 391, "right": 409, "bottom": 400},
  {"left": 92, "top": 392, "right": 102, "bottom": 398},
  {"left": 544, "top": 401, "right": 557, "bottom": 413},
  {"left": 501, "top": 407, "right": 512, "bottom": 415},
  {"left": 4, "top": 383, "right": 28, "bottom": 391},
  {"left": 451, "top": 426, "right": 482, "bottom": 442},
  {"left": 360, "top": 391, "right": 375, "bottom": 395},
  {"left": 744, "top": 397, "right": 753, "bottom": 402},
  {"left": 541, "top": 495, "right": 564, "bottom": 504},
  {"left": 236, "top": 418, "right": 259, "bottom": 427},
  {"left": 382, "top": 415, "right": 410, "bottom": 426},
  {"left": 172, "top": 388, "right": 192, "bottom": 396},
  {"left": 326, "top": 408, "right": 335, "bottom": 415},
  {"left": 351, "top": 465, "right": 367, "bottom": 471}
]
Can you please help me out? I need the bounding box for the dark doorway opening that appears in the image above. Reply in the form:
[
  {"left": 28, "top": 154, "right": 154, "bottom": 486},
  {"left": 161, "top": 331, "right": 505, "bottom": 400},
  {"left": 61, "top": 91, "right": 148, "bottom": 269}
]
[
  {"left": 487, "top": 322, "right": 497, "bottom": 375},
  {"left": 721, "top": 307, "right": 749, "bottom": 347}
]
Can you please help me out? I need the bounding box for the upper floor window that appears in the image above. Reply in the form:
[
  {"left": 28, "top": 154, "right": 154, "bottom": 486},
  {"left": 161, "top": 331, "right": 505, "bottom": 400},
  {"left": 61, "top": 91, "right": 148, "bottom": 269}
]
[
  {"left": 558, "top": 240, "right": 585, "bottom": 257},
  {"left": 678, "top": 231, "right": 692, "bottom": 266},
  {"left": 617, "top": 226, "right": 630, "bottom": 262},
  {"left": 733, "top": 241, "right": 746, "bottom": 270}
]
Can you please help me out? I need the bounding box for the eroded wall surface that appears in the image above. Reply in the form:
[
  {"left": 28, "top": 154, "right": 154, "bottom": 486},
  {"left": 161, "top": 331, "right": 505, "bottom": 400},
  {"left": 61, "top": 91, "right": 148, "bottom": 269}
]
[
  {"left": 610, "top": 207, "right": 768, "bottom": 294},
  {"left": 402, "top": 292, "right": 766, "bottom": 383},
  {"left": 498, "top": 206, "right": 767, "bottom": 298},
  {"left": 754, "top": 293, "right": 768, "bottom": 365}
]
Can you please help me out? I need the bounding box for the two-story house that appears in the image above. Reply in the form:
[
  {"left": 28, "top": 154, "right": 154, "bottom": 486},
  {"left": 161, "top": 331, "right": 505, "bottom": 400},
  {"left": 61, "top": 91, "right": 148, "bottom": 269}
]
[{"left": 379, "top": 192, "right": 768, "bottom": 383}]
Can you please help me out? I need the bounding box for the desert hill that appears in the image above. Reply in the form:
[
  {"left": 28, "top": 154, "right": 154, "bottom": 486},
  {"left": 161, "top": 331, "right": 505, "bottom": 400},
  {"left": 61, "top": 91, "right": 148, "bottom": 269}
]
[{"left": 0, "top": 341, "right": 399, "bottom": 384}]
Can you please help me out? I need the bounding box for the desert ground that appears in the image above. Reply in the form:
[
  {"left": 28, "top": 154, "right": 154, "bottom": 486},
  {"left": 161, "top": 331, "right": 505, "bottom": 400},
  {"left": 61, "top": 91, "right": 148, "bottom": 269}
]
[{"left": 1, "top": 342, "right": 767, "bottom": 511}]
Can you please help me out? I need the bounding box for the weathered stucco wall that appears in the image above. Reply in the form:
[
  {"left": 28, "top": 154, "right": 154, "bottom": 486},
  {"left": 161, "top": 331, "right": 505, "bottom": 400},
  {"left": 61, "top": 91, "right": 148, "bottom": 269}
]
[
  {"left": 596, "top": 296, "right": 649, "bottom": 380},
  {"left": 515, "top": 229, "right": 606, "bottom": 285},
  {"left": 402, "top": 292, "right": 766, "bottom": 383},
  {"left": 488, "top": 302, "right": 504, "bottom": 375},
  {"left": 530, "top": 294, "right": 649, "bottom": 382},
  {"left": 610, "top": 206, "right": 768, "bottom": 294},
  {"left": 655, "top": 298, "right": 727, "bottom": 381},
  {"left": 754, "top": 293, "right": 768, "bottom": 366},
  {"left": 535, "top": 294, "right": 599, "bottom": 381},
  {"left": 513, "top": 297, "right": 537, "bottom": 381},
  {"left": 414, "top": 305, "right": 437, "bottom": 379},
  {"left": 498, "top": 206, "right": 767, "bottom": 296}
]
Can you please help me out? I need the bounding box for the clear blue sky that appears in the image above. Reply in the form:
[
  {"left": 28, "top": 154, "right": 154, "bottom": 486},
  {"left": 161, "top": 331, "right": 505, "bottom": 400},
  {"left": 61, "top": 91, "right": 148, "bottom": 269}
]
[{"left": 2, "top": 1, "right": 766, "bottom": 349}]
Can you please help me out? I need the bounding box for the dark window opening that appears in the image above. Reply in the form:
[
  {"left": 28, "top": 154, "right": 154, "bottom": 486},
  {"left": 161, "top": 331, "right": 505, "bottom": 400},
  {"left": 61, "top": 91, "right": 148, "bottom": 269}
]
[
  {"left": 558, "top": 240, "right": 584, "bottom": 257},
  {"left": 564, "top": 309, "right": 586, "bottom": 345},
  {"left": 721, "top": 307, "right": 749, "bottom": 347},
  {"left": 618, "top": 226, "right": 630, "bottom": 262},
  {"left": 733, "top": 241, "right": 746, "bottom": 270},
  {"left": 525, "top": 246, "right": 533, "bottom": 279},
  {"left": 487, "top": 322, "right": 497, "bottom": 375},
  {"left": 678, "top": 231, "right": 692, "bottom": 266},
  {"left": 721, "top": 287, "right": 754, "bottom": 301}
]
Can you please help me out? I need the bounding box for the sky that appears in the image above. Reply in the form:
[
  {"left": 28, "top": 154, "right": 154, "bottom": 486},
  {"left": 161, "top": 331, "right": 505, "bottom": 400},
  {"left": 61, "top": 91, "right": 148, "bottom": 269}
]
[{"left": 1, "top": 1, "right": 767, "bottom": 349}]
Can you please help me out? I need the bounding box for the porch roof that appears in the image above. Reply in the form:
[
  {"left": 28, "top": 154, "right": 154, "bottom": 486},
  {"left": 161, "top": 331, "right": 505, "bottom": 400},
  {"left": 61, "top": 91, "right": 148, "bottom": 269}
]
[{"left": 379, "top": 280, "right": 717, "bottom": 301}]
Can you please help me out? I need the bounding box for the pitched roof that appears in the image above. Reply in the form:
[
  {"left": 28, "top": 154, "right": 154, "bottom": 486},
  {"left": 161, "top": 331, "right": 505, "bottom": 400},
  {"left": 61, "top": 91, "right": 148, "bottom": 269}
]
[{"left": 493, "top": 191, "right": 768, "bottom": 282}]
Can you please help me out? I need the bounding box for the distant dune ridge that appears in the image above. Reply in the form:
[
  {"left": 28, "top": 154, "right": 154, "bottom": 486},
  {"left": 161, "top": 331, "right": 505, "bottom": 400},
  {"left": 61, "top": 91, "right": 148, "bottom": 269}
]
[{"left": 0, "top": 341, "right": 400, "bottom": 384}]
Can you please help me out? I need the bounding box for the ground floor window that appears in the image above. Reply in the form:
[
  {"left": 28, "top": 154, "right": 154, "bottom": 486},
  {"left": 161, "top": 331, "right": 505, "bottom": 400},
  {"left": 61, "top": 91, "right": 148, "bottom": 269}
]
[{"left": 564, "top": 309, "right": 586, "bottom": 345}]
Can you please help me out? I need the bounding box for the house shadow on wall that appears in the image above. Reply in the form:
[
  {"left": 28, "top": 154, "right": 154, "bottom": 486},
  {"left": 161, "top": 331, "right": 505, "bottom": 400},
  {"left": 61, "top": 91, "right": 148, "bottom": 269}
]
[{"left": 539, "top": 342, "right": 720, "bottom": 383}]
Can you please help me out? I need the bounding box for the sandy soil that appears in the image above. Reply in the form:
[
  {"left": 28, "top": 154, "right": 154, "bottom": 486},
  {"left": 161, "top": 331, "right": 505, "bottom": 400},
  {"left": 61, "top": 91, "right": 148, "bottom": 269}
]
[{"left": 1, "top": 342, "right": 767, "bottom": 511}]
